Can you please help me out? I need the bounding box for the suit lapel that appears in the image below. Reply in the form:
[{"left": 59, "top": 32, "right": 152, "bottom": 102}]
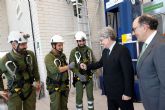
[
  {"left": 137, "top": 32, "right": 160, "bottom": 72},
  {"left": 109, "top": 43, "right": 118, "bottom": 58}
]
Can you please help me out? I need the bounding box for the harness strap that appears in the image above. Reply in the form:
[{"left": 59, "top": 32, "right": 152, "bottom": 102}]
[
  {"left": 11, "top": 86, "right": 33, "bottom": 101},
  {"left": 6, "top": 52, "right": 34, "bottom": 100},
  {"left": 74, "top": 75, "right": 92, "bottom": 84},
  {"left": 47, "top": 77, "right": 69, "bottom": 95}
]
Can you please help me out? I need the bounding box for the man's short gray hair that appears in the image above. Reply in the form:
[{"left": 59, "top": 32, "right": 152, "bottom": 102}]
[{"left": 99, "top": 26, "right": 116, "bottom": 41}]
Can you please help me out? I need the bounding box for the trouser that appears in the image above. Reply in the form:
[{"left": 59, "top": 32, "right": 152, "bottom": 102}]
[
  {"left": 107, "top": 95, "right": 134, "bottom": 110},
  {"left": 75, "top": 80, "right": 94, "bottom": 110},
  {"left": 7, "top": 87, "right": 36, "bottom": 110},
  {"left": 50, "top": 89, "right": 69, "bottom": 110}
]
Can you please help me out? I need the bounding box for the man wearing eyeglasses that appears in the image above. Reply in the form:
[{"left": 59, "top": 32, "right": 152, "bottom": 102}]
[
  {"left": 133, "top": 14, "right": 165, "bottom": 110},
  {"left": 69, "top": 31, "right": 96, "bottom": 110}
]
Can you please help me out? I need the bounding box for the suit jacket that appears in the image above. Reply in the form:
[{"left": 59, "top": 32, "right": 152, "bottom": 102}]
[
  {"left": 88, "top": 43, "right": 134, "bottom": 99},
  {"left": 137, "top": 32, "right": 165, "bottom": 110}
]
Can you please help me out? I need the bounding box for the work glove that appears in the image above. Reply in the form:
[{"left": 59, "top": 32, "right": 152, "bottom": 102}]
[
  {"left": 76, "top": 73, "right": 87, "bottom": 82},
  {"left": 68, "top": 62, "right": 75, "bottom": 69}
]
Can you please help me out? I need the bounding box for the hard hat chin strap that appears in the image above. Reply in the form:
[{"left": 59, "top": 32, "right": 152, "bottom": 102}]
[
  {"left": 14, "top": 43, "right": 20, "bottom": 53},
  {"left": 56, "top": 49, "right": 62, "bottom": 54},
  {"left": 52, "top": 46, "right": 62, "bottom": 55},
  {"left": 15, "top": 43, "right": 27, "bottom": 55},
  {"left": 51, "top": 43, "right": 57, "bottom": 48}
]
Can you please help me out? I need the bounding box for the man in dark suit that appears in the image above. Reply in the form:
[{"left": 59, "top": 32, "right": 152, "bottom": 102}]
[
  {"left": 133, "top": 14, "right": 165, "bottom": 110},
  {"left": 81, "top": 27, "right": 134, "bottom": 110}
]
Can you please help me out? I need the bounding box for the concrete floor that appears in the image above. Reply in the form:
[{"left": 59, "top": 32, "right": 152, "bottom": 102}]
[
  {"left": 36, "top": 88, "right": 145, "bottom": 110},
  {"left": 0, "top": 89, "right": 145, "bottom": 110}
]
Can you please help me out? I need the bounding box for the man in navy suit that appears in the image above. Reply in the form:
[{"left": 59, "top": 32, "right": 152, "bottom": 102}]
[
  {"left": 81, "top": 26, "right": 134, "bottom": 110},
  {"left": 133, "top": 14, "right": 165, "bottom": 110}
]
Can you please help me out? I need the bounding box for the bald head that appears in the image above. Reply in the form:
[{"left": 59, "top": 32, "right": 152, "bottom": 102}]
[
  {"left": 132, "top": 14, "right": 159, "bottom": 42},
  {"left": 135, "top": 14, "right": 158, "bottom": 30}
]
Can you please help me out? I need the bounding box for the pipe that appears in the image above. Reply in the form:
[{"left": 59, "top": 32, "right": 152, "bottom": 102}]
[{"left": 27, "top": 0, "right": 37, "bottom": 56}]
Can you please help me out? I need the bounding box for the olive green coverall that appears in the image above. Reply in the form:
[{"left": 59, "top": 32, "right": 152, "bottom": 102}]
[
  {"left": 69, "top": 45, "right": 96, "bottom": 110},
  {"left": 45, "top": 50, "right": 69, "bottom": 110},
  {"left": 0, "top": 50, "right": 40, "bottom": 110}
]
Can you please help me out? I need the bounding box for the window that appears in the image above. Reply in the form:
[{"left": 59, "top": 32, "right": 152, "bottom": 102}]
[{"left": 16, "top": 3, "right": 22, "bottom": 19}]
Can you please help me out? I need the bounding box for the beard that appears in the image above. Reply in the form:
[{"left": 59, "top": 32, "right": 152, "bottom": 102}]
[
  {"left": 17, "top": 48, "right": 27, "bottom": 55},
  {"left": 58, "top": 48, "right": 63, "bottom": 54},
  {"left": 78, "top": 44, "right": 85, "bottom": 47}
]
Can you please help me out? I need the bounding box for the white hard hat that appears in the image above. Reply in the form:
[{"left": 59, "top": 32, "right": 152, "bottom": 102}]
[
  {"left": 8, "top": 31, "right": 30, "bottom": 43},
  {"left": 50, "top": 35, "right": 64, "bottom": 43},
  {"left": 75, "top": 31, "right": 87, "bottom": 40}
]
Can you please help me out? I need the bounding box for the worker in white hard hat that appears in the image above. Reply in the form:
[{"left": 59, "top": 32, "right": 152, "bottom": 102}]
[
  {"left": 69, "top": 31, "right": 96, "bottom": 110},
  {"left": 0, "top": 31, "right": 40, "bottom": 110},
  {"left": 7, "top": 31, "right": 30, "bottom": 54},
  {"left": 45, "top": 35, "right": 75, "bottom": 110}
]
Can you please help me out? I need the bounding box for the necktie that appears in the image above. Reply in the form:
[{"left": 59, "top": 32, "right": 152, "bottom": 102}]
[
  {"left": 106, "top": 49, "right": 110, "bottom": 58},
  {"left": 137, "top": 43, "right": 147, "bottom": 64}
]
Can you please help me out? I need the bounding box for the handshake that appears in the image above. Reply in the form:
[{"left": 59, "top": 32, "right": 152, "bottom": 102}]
[
  {"left": 68, "top": 62, "right": 87, "bottom": 70},
  {"left": 80, "top": 63, "right": 87, "bottom": 70}
]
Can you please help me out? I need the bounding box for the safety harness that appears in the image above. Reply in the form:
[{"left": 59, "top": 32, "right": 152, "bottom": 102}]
[
  {"left": 6, "top": 52, "right": 34, "bottom": 101},
  {"left": 73, "top": 47, "right": 93, "bottom": 86},
  {"left": 47, "top": 77, "right": 69, "bottom": 96},
  {"left": 46, "top": 52, "right": 69, "bottom": 96}
]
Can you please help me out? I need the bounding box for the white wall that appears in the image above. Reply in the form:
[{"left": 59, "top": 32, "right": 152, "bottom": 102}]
[
  {"left": 87, "top": 0, "right": 105, "bottom": 60},
  {"left": 36, "top": 0, "right": 105, "bottom": 61},
  {"left": 5, "top": 0, "right": 46, "bottom": 83},
  {"left": 36, "top": 0, "right": 76, "bottom": 57},
  {"left": 5, "top": 0, "right": 34, "bottom": 50},
  {"left": 0, "top": 0, "right": 10, "bottom": 52}
]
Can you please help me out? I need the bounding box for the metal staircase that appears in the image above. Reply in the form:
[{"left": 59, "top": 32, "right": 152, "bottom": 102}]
[{"left": 71, "top": 0, "right": 91, "bottom": 47}]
